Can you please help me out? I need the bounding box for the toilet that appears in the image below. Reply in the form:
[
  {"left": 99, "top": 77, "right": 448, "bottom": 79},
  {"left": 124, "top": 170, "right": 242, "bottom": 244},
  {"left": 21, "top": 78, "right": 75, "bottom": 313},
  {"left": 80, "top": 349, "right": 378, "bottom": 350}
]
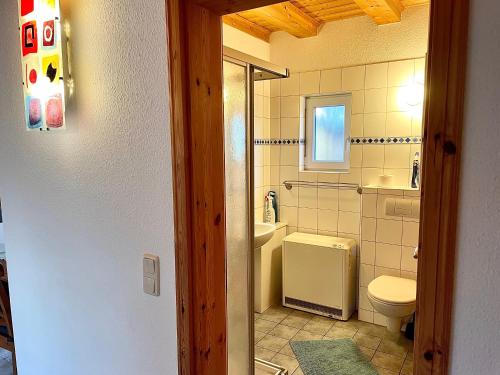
[{"left": 367, "top": 275, "right": 417, "bottom": 333}]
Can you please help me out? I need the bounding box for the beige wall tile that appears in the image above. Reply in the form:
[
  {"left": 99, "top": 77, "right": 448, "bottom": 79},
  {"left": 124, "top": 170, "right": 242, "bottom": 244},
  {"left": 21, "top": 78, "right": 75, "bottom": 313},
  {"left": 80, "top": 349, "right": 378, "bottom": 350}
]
[
  {"left": 281, "top": 96, "right": 300, "bottom": 117},
  {"left": 342, "top": 66, "right": 366, "bottom": 91},
  {"left": 281, "top": 74, "right": 300, "bottom": 96},
  {"left": 363, "top": 113, "right": 386, "bottom": 137},
  {"left": 401, "top": 246, "right": 418, "bottom": 272},
  {"left": 298, "top": 207, "right": 318, "bottom": 230},
  {"left": 320, "top": 68, "right": 342, "bottom": 93},
  {"left": 352, "top": 90, "right": 365, "bottom": 114},
  {"left": 270, "top": 80, "right": 281, "bottom": 98},
  {"left": 270, "top": 119, "right": 280, "bottom": 138},
  {"left": 317, "top": 188, "right": 339, "bottom": 210},
  {"left": 280, "top": 206, "right": 298, "bottom": 227},
  {"left": 362, "top": 193, "right": 378, "bottom": 218},
  {"left": 299, "top": 186, "right": 318, "bottom": 208},
  {"left": 351, "top": 114, "right": 364, "bottom": 137},
  {"left": 280, "top": 185, "right": 298, "bottom": 207},
  {"left": 280, "top": 117, "right": 300, "bottom": 139},
  {"left": 255, "top": 94, "right": 264, "bottom": 117},
  {"left": 361, "top": 217, "right": 376, "bottom": 241},
  {"left": 359, "top": 286, "right": 373, "bottom": 311},
  {"left": 363, "top": 145, "right": 385, "bottom": 168},
  {"left": 365, "top": 63, "right": 388, "bottom": 89},
  {"left": 375, "top": 243, "right": 402, "bottom": 269},
  {"left": 300, "top": 71, "right": 320, "bottom": 95},
  {"left": 318, "top": 209, "right": 339, "bottom": 232},
  {"left": 280, "top": 165, "right": 299, "bottom": 181},
  {"left": 364, "top": 88, "right": 388, "bottom": 113},
  {"left": 402, "top": 221, "right": 419, "bottom": 247},
  {"left": 270, "top": 166, "right": 280, "bottom": 186},
  {"left": 340, "top": 168, "right": 362, "bottom": 184},
  {"left": 361, "top": 241, "right": 376, "bottom": 265},
  {"left": 350, "top": 146, "right": 362, "bottom": 168},
  {"left": 339, "top": 189, "right": 361, "bottom": 212},
  {"left": 338, "top": 211, "right": 360, "bottom": 234},
  {"left": 387, "top": 87, "right": 411, "bottom": 113},
  {"left": 388, "top": 60, "right": 415, "bottom": 87},
  {"left": 376, "top": 219, "right": 403, "bottom": 245},
  {"left": 270, "top": 97, "right": 281, "bottom": 119},
  {"left": 280, "top": 146, "right": 299, "bottom": 167},
  {"left": 360, "top": 264, "right": 375, "bottom": 287},
  {"left": 386, "top": 111, "right": 412, "bottom": 136},
  {"left": 362, "top": 168, "right": 383, "bottom": 186},
  {"left": 384, "top": 145, "right": 411, "bottom": 169}
]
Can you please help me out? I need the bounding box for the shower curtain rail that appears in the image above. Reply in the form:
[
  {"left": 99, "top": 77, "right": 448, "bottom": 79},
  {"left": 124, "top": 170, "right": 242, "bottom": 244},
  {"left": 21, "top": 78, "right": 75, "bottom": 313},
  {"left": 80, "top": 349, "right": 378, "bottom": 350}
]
[{"left": 283, "top": 180, "right": 363, "bottom": 194}]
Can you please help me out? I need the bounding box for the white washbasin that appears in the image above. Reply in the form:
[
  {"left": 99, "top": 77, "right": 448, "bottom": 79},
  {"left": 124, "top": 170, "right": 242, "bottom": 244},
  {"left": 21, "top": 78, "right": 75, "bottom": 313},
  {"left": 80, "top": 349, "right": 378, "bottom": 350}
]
[{"left": 255, "top": 223, "right": 276, "bottom": 248}]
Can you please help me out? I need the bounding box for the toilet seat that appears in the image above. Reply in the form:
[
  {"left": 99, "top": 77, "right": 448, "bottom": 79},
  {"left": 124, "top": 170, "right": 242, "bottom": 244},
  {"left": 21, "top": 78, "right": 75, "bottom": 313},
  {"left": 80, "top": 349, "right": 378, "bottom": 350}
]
[{"left": 367, "top": 275, "right": 416, "bottom": 305}]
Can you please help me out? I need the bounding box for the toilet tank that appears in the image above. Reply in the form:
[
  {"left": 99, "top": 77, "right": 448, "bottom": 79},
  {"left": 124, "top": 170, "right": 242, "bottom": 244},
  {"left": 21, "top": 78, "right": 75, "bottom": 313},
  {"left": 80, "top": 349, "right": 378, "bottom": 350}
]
[{"left": 282, "top": 232, "right": 356, "bottom": 321}]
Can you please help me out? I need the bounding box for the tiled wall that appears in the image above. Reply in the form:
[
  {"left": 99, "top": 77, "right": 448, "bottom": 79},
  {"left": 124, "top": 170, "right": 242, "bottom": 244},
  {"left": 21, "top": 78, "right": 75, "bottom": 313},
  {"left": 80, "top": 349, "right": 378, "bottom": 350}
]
[
  {"left": 254, "top": 80, "right": 271, "bottom": 221},
  {"left": 265, "top": 58, "right": 424, "bottom": 236},
  {"left": 358, "top": 188, "right": 420, "bottom": 325},
  {"left": 258, "top": 58, "right": 424, "bottom": 321}
]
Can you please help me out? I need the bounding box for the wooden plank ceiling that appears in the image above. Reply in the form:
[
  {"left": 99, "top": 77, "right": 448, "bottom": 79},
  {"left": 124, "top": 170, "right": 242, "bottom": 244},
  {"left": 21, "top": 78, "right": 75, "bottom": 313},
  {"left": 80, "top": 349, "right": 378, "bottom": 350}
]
[{"left": 223, "top": 0, "right": 429, "bottom": 41}]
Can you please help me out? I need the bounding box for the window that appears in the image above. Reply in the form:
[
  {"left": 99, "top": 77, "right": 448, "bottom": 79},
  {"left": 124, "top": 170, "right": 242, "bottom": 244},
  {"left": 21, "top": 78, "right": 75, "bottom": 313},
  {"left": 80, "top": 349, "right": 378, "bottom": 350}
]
[{"left": 304, "top": 94, "right": 351, "bottom": 172}]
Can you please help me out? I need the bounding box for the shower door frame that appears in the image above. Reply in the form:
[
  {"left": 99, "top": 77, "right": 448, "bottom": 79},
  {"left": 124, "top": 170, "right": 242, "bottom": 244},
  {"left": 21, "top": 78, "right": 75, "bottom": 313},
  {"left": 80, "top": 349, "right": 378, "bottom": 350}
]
[{"left": 165, "top": 1, "right": 470, "bottom": 374}]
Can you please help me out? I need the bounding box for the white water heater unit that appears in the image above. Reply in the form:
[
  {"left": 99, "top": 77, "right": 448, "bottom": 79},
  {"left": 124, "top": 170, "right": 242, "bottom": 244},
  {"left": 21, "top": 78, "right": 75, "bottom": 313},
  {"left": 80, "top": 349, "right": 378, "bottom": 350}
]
[{"left": 282, "top": 232, "right": 356, "bottom": 321}]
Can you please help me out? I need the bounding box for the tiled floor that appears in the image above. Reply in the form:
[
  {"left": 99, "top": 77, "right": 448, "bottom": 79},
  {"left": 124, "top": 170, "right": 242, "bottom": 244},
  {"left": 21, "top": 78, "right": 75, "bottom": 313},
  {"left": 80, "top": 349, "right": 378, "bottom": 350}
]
[{"left": 254, "top": 306, "right": 413, "bottom": 375}]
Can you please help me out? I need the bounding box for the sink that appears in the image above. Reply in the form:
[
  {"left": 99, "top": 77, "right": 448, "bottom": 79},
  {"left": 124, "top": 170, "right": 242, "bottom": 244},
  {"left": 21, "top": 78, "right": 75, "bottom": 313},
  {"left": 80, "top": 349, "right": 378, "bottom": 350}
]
[{"left": 255, "top": 222, "right": 276, "bottom": 248}]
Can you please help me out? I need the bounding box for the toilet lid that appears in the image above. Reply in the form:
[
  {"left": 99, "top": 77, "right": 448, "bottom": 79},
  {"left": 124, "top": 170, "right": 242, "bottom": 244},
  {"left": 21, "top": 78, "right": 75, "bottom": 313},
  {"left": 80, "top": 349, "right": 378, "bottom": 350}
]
[{"left": 368, "top": 276, "right": 417, "bottom": 304}]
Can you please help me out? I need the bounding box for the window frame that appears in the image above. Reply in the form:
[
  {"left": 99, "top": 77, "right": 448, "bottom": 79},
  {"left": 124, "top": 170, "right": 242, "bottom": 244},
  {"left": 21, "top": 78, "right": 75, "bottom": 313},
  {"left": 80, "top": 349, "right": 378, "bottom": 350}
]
[{"left": 304, "top": 93, "right": 352, "bottom": 172}]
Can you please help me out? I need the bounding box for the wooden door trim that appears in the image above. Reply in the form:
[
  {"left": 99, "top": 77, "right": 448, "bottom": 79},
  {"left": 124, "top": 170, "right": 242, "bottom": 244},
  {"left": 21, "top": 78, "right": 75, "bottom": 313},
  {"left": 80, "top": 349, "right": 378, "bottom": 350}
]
[
  {"left": 165, "top": 0, "right": 470, "bottom": 374},
  {"left": 166, "top": 1, "right": 227, "bottom": 374},
  {"left": 415, "top": 1, "right": 469, "bottom": 374}
]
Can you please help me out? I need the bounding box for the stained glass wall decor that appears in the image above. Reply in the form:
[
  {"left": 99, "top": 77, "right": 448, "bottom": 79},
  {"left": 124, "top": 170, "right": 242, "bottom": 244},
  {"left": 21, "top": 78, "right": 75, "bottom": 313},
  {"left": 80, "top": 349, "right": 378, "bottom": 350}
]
[{"left": 18, "top": 0, "right": 66, "bottom": 131}]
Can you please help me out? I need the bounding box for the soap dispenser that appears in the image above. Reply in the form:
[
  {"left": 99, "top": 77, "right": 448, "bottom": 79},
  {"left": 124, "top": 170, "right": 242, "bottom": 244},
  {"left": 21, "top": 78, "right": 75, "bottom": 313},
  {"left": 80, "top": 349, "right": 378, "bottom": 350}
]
[{"left": 411, "top": 152, "right": 420, "bottom": 189}]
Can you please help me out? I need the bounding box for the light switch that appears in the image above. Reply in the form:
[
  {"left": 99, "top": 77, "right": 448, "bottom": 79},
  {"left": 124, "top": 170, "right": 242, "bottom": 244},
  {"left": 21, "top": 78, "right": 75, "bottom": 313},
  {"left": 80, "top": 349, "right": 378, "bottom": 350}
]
[
  {"left": 143, "top": 258, "right": 155, "bottom": 275},
  {"left": 143, "top": 254, "right": 160, "bottom": 296},
  {"left": 143, "top": 276, "right": 156, "bottom": 295}
]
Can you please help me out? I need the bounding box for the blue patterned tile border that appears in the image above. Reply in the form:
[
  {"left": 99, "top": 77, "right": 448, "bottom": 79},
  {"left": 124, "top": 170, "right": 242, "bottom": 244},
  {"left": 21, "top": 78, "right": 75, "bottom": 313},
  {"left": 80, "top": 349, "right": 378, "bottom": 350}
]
[
  {"left": 350, "top": 136, "right": 422, "bottom": 145},
  {"left": 254, "top": 137, "right": 422, "bottom": 146}
]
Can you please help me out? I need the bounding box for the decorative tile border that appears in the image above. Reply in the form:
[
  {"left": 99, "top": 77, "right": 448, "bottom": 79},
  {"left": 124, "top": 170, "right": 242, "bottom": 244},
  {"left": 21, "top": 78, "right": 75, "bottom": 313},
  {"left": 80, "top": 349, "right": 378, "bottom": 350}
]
[
  {"left": 254, "top": 138, "right": 304, "bottom": 145},
  {"left": 254, "top": 137, "right": 422, "bottom": 145},
  {"left": 350, "top": 136, "right": 422, "bottom": 145}
]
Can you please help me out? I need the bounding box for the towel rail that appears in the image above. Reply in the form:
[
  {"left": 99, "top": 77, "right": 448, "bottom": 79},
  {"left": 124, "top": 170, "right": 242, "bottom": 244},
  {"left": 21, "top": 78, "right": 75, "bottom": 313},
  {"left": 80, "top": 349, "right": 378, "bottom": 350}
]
[{"left": 282, "top": 180, "right": 362, "bottom": 194}]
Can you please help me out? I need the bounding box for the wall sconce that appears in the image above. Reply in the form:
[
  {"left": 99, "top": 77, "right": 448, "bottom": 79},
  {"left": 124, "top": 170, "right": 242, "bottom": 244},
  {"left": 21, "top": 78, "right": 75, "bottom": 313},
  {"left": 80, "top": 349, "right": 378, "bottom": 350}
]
[{"left": 18, "top": 0, "right": 70, "bottom": 131}]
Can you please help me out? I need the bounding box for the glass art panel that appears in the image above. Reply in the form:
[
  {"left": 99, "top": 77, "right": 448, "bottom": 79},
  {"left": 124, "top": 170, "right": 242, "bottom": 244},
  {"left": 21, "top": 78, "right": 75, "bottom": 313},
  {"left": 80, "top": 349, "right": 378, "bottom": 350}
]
[{"left": 18, "top": 0, "right": 66, "bottom": 131}]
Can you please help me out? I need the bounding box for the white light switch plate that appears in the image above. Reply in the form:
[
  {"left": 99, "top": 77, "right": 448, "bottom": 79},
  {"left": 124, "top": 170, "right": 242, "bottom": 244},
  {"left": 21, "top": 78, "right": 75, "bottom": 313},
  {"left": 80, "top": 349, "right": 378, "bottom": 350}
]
[{"left": 143, "top": 254, "right": 160, "bottom": 296}]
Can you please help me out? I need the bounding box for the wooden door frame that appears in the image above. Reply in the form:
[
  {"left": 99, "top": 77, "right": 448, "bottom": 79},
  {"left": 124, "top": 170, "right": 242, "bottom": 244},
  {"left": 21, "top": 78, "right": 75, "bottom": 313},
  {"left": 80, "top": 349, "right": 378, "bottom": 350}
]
[{"left": 165, "top": 1, "right": 470, "bottom": 374}]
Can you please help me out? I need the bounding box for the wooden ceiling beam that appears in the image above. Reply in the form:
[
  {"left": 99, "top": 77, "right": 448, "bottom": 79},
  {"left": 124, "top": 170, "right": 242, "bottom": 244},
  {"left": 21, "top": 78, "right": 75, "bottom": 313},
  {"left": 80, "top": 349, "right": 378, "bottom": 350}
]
[
  {"left": 194, "top": 0, "right": 283, "bottom": 15},
  {"left": 223, "top": 14, "right": 272, "bottom": 42},
  {"left": 352, "top": 0, "right": 404, "bottom": 24},
  {"left": 251, "top": 2, "right": 322, "bottom": 38}
]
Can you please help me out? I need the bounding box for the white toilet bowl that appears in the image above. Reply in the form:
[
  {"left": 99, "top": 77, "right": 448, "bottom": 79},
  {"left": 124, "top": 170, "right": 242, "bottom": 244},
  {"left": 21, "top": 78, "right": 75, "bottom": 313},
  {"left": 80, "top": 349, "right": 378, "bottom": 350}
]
[{"left": 367, "top": 275, "right": 417, "bottom": 333}]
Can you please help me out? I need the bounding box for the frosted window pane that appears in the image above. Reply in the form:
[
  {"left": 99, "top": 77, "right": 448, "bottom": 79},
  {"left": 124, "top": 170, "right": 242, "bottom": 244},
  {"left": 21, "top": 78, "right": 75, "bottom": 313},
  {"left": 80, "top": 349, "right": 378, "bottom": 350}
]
[{"left": 314, "top": 105, "right": 345, "bottom": 162}]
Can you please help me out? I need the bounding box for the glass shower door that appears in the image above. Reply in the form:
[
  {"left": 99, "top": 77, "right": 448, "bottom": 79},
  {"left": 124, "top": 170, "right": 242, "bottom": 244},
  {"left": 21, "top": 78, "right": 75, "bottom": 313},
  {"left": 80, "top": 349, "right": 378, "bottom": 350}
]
[{"left": 224, "top": 60, "right": 254, "bottom": 375}]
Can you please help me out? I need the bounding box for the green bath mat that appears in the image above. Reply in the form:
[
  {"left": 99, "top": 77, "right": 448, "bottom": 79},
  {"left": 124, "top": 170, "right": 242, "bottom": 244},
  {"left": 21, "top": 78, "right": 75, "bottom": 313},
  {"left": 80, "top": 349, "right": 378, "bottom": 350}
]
[{"left": 290, "top": 339, "right": 378, "bottom": 375}]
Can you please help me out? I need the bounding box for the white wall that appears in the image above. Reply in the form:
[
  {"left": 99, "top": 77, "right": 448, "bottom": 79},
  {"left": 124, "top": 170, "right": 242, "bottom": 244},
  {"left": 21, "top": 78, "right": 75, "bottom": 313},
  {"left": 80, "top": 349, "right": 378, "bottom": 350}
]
[
  {"left": 270, "top": 6, "right": 429, "bottom": 72},
  {"left": 0, "top": 1, "right": 178, "bottom": 374},
  {"left": 450, "top": 0, "right": 500, "bottom": 373},
  {"left": 223, "top": 24, "right": 271, "bottom": 61}
]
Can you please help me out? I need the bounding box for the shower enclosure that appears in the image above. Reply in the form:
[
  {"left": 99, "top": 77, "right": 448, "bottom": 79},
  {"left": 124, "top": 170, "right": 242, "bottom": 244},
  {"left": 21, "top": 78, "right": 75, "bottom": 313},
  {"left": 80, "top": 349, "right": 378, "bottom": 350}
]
[{"left": 223, "top": 48, "right": 288, "bottom": 375}]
